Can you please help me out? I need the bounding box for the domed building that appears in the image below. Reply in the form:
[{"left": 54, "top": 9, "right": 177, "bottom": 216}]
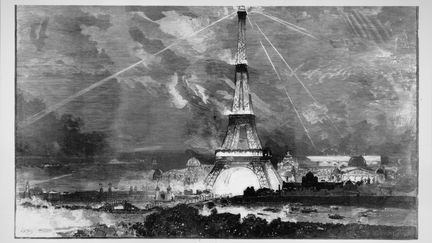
[
  {"left": 152, "top": 169, "right": 163, "bottom": 181},
  {"left": 330, "top": 165, "right": 343, "bottom": 182},
  {"left": 376, "top": 166, "right": 385, "bottom": 175},
  {"left": 184, "top": 157, "right": 201, "bottom": 185},
  {"left": 348, "top": 155, "right": 367, "bottom": 167},
  {"left": 277, "top": 152, "right": 299, "bottom": 182},
  {"left": 340, "top": 167, "right": 376, "bottom": 184},
  {"left": 186, "top": 157, "right": 201, "bottom": 168},
  {"left": 282, "top": 169, "right": 297, "bottom": 182},
  {"left": 375, "top": 166, "right": 387, "bottom": 183},
  {"left": 154, "top": 185, "right": 161, "bottom": 200},
  {"left": 165, "top": 184, "right": 175, "bottom": 201},
  {"left": 339, "top": 155, "right": 379, "bottom": 184},
  {"left": 298, "top": 155, "right": 388, "bottom": 184}
]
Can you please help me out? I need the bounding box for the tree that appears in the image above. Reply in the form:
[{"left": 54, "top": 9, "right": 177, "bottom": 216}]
[
  {"left": 302, "top": 171, "right": 318, "bottom": 188},
  {"left": 243, "top": 186, "right": 256, "bottom": 197},
  {"left": 238, "top": 214, "right": 269, "bottom": 237}
]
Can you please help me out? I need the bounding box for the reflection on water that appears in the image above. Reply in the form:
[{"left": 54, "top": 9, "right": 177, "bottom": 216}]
[
  {"left": 15, "top": 197, "right": 148, "bottom": 237},
  {"left": 199, "top": 203, "right": 417, "bottom": 227}
]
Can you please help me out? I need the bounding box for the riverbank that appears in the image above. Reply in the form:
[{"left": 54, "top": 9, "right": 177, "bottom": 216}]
[{"left": 229, "top": 195, "right": 417, "bottom": 209}]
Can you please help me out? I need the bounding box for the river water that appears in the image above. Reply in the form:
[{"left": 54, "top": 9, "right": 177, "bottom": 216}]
[{"left": 199, "top": 203, "right": 417, "bottom": 227}]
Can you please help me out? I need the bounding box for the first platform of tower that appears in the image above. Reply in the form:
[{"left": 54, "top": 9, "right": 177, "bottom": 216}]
[{"left": 204, "top": 6, "right": 283, "bottom": 196}]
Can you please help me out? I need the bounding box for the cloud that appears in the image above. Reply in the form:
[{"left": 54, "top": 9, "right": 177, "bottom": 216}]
[
  {"left": 16, "top": 6, "right": 418, "bottom": 158},
  {"left": 216, "top": 49, "right": 236, "bottom": 64},
  {"left": 183, "top": 74, "right": 209, "bottom": 104},
  {"left": 127, "top": 25, "right": 191, "bottom": 82},
  {"left": 167, "top": 73, "right": 188, "bottom": 109},
  {"left": 158, "top": 11, "right": 214, "bottom": 54},
  {"left": 17, "top": 6, "right": 122, "bottom": 132},
  {"left": 216, "top": 90, "right": 232, "bottom": 100},
  {"left": 125, "top": 6, "right": 198, "bottom": 21},
  {"left": 29, "top": 17, "right": 49, "bottom": 51},
  {"left": 132, "top": 145, "right": 163, "bottom": 152},
  {"left": 302, "top": 103, "right": 328, "bottom": 124}
]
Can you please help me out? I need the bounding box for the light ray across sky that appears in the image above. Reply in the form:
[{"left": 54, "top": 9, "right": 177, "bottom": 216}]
[
  {"left": 259, "top": 40, "right": 316, "bottom": 149},
  {"left": 19, "top": 11, "right": 236, "bottom": 128},
  {"left": 260, "top": 11, "right": 310, "bottom": 33},
  {"left": 255, "top": 22, "right": 342, "bottom": 136},
  {"left": 284, "top": 88, "right": 316, "bottom": 149},
  {"left": 252, "top": 11, "right": 318, "bottom": 40}
]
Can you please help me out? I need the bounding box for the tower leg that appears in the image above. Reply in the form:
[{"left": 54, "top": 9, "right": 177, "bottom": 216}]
[
  {"left": 204, "top": 163, "right": 225, "bottom": 188},
  {"left": 246, "top": 162, "right": 271, "bottom": 188},
  {"left": 206, "top": 161, "right": 282, "bottom": 193}
]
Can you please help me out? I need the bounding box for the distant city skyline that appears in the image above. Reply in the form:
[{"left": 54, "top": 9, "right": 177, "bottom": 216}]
[{"left": 12, "top": 5, "right": 420, "bottom": 239}]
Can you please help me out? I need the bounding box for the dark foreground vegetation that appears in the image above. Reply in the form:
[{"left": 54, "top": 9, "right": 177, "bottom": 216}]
[{"left": 73, "top": 204, "right": 417, "bottom": 239}]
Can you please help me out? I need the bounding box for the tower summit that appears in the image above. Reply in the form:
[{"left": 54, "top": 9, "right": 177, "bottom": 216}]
[
  {"left": 232, "top": 6, "right": 252, "bottom": 115},
  {"left": 205, "top": 6, "right": 282, "bottom": 195},
  {"left": 235, "top": 6, "right": 248, "bottom": 66},
  {"left": 218, "top": 6, "right": 261, "bottom": 155}
]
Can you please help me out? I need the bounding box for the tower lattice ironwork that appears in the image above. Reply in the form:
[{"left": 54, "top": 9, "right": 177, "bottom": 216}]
[{"left": 205, "top": 6, "right": 283, "bottom": 191}]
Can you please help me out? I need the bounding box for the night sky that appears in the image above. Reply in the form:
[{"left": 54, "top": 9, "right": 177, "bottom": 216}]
[{"left": 16, "top": 6, "right": 417, "bottom": 163}]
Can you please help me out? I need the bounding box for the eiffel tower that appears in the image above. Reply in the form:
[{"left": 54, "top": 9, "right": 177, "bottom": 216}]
[{"left": 205, "top": 6, "right": 283, "bottom": 193}]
